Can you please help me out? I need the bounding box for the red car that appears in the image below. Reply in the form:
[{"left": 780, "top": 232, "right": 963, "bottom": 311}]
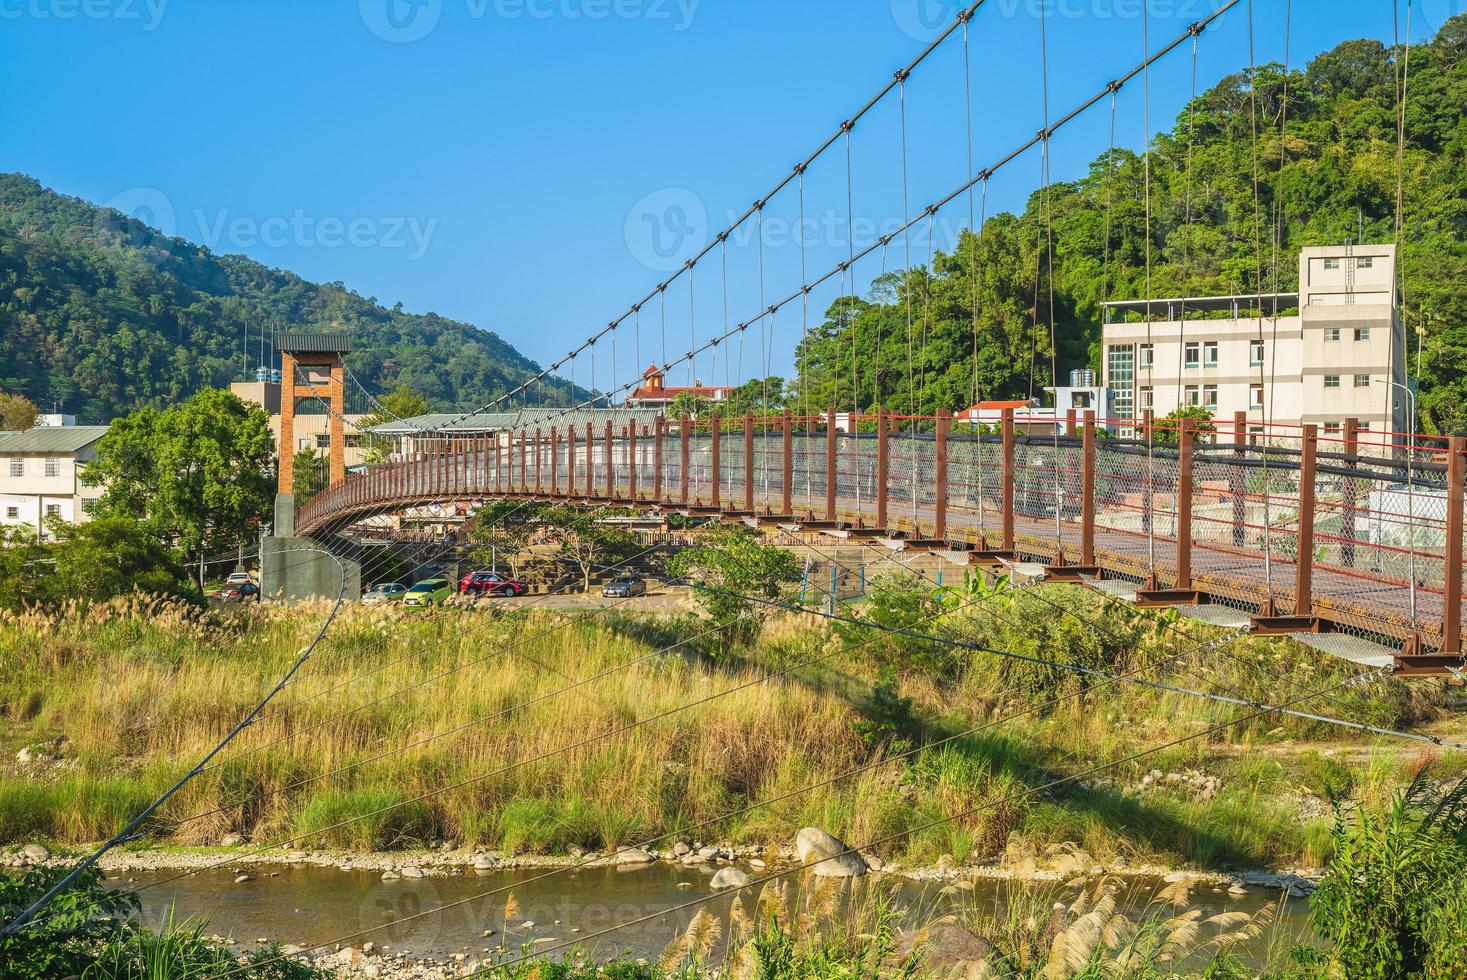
[{"left": 459, "top": 570, "right": 528, "bottom": 597}]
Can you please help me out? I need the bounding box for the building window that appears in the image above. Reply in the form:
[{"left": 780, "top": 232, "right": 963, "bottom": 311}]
[
  {"left": 1357, "top": 256, "right": 1374, "bottom": 269},
  {"left": 1184, "top": 342, "right": 1200, "bottom": 369},
  {"left": 4, "top": 506, "right": 16, "bottom": 519},
  {"left": 7, "top": 459, "right": 21, "bottom": 478},
  {"left": 1358, "top": 422, "right": 1372, "bottom": 431},
  {"left": 1203, "top": 342, "right": 1218, "bottom": 367},
  {"left": 81, "top": 499, "right": 98, "bottom": 515},
  {"left": 1107, "top": 345, "right": 1134, "bottom": 421},
  {"left": 1184, "top": 385, "right": 1201, "bottom": 407},
  {"left": 315, "top": 434, "right": 331, "bottom": 449},
  {"left": 1249, "top": 339, "right": 1264, "bottom": 366},
  {"left": 1355, "top": 374, "right": 1371, "bottom": 388},
  {"left": 44, "top": 458, "right": 59, "bottom": 478},
  {"left": 1324, "top": 422, "right": 1342, "bottom": 435},
  {"left": 1354, "top": 328, "right": 1371, "bottom": 341},
  {"left": 1138, "top": 344, "right": 1154, "bottom": 370},
  {"left": 1324, "top": 258, "right": 1340, "bottom": 270},
  {"left": 1203, "top": 385, "right": 1218, "bottom": 408},
  {"left": 1139, "top": 386, "right": 1154, "bottom": 410},
  {"left": 44, "top": 504, "right": 60, "bottom": 518},
  {"left": 1326, "top": 328, "right": 1341, "bottom": 342},
  {"left": 1249, "top": 384, "right": 1264, "bottom": 409},
  {"left": 1324, "top": 375, "right": 1341, "bottom": 389}
]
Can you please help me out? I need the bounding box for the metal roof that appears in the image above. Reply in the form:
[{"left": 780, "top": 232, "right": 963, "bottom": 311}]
[
  {"left": 364, "top": 407, "right": 662, "bottom": 436},
  {"left": 1102, "top": 292, "right": 1298, "bottom": 317},
  {"left": 0, "top": 426, "right": 110, "bottom": 453},
  {"left": 274, "top": 332, "right": 353, "bottom": 354}
]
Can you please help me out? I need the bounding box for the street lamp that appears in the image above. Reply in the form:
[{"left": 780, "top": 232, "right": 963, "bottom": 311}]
[{"left": 1377, "top": 378, "right": 1418, "bottom": 624}]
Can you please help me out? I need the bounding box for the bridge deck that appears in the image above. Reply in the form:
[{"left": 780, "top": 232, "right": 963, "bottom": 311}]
[{"left": 297, "top": 413, "right": 1466, "bottom": 667}]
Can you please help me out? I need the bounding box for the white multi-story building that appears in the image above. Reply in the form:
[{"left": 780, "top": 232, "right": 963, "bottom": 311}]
[
  {"left": 0, "top": 423, "right": 109, "bottom": 540},
  {"left": 1101, "top": 244, "right": 1407, "bottom": 434}
]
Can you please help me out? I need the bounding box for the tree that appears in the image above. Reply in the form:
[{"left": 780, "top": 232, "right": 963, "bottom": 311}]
[
  {"left": 292, "top": 447, "right": 327, "bottom": 506},
  {"left": 0, "top": 517, "right": 195, "bottom": 612},
  {"left": 1152, "top": 405, "right": 1217, "bottom": 444},
  {"left": 667, "top": 526, "right": 802, "bottom": 645},
  {"left": 359, "top": 384, "right": 431, "bottom": 427},
  {"left": 0, "top": 391, "right": 39, "bottom": 431},
  {"left": 535, "top": 505, "right": 640, "bottom": 591},
  {"left": 666, "top": 392, "right": 713, "bottom": 421},
  {"left": 84, "top": 389, "right": 276, "bottom": 570}
]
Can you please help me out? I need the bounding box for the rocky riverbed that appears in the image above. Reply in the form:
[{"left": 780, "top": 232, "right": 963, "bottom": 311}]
[{"left": 4, "top": 828, "right": 1321, "bottom": 979}]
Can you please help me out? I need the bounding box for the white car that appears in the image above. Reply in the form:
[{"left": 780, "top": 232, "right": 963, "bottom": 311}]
[{"left": 225, "top": 571, "right": 255, "bottom": 586}]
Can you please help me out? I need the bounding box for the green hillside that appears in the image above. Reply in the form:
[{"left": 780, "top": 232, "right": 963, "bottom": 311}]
[
  {"left": 797, "top": 16, "right": 1467, "bottom": 432},
  {"left": 0, "top": 173, "right": 579, "bottom": 422}
]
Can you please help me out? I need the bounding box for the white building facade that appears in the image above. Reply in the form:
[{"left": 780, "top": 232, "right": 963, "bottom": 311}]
[
  {"left": 0, "top": 425, "right": 109, "bottom": 540},
  {"left": 1101, "top": 245, "right": 1407, "bottom": 435}
]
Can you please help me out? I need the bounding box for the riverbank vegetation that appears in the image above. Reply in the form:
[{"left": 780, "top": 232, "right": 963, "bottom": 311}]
[{"left": 0, "top": 581, "right": 1458, "bottom": 874}]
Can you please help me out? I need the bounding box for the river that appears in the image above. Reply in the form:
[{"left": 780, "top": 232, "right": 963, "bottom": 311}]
[{"left": 113, "top": 861, "right": 1316, "bottom": 967}]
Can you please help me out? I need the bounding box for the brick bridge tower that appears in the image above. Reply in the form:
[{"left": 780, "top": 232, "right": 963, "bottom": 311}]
[{"left": 275, "top": 332, "right": 352, "bottom": 494}]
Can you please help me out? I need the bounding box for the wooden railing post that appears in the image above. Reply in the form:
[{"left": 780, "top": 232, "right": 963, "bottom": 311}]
[
  {"left": 876, "top": 405, "right": 889, "bottom": 530},
  {"left": 1232, "top": 411, "right": 1247, "bottom": 549},
  {"left": 549, "top": 428, "right": 558, "bottom": 495},
  {"left": 1295, "top": 423, "right": 1318, "bottom": 617},
  {"left": 520, "top": 430, "right": 529, "bottom": 494},
  {"left": 1177, "top": 418, "right": 1194, "bottom": 591},
  {"left": 934, "top": 407, "right": 950, "bottom": 540},
  {"left": 534, "top": 428, "right": 543, "bottom": 494},
  {"left": 1001, "top": 408, "right": 1015, "bottom": 551},
  {"left": 627, "top": 423, "right": 638, "bottom": 501},
  {"left": 709, "top": 413, "right": 721, "bottom": 508},
  {"left": 604, "top": 420, "right": 614, "bottom": 500},
  {"left": 577, "top": 422, "right": 589, "bottom": 498},
  {"left": 1443, "top": 436, "right": 1465, "bottom": 653},
  {"left": 1142, "top": 409, "right": 1155, "bottom": 535},
  {"left": 1342, "top": 417, "right": 1359, "bottom": 567},
  {"left": 781, "top": 411, "right": 793, "bottom": 517},
  {"left": 679, "top": 419, "right": 691, "bottom": 506},
  {"left": 743, "top": 412, "right": 755, "bottom": 512},
  {"left": 653, "top": 418, "right": 664, "bottom": 503},
  {"left": 1082, "top": 409, "right": 1096, "bottom": 567},
  {"left": 825, "top": 407, "right": 838, "bottom": 522},
  {"left": 565, "top": 425, "right": 575, "bottom": 499},
  {"left": 1064, "top": 408, "right": 1076, "bottom": 437}
]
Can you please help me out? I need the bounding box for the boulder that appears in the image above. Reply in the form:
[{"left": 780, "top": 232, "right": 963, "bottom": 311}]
[
  {"left": 220, "top": 834, "right": 244, "bottom": 848},
  {"left": 473, "top": 854, "right": 497, "bottom": 872},
  {"left": 615, "top": 848, "right": 656, "bottom": 865},
  {"left": 696, "top": 846, "right": 720, "bottom": 861},
  {"left": 709, "top": 867, "right": 751, "bottom": 890},
  {"left": 672, "top": 841, "right": 691, "bottom": 856},
  {"left": 234, "top": 874, "right": 252, "bottom": 884},
  {"left": 794, "top": 828, "right": 866, "bottom": 878},
  {"left": 400, "top": 867, "right": 425, "bottom": 879},
  {"left": 19, "top": 844, "right": 50, "bottom": 865},
  {"left": 886, "top": 925, "right": 992, "bottom": 978}
]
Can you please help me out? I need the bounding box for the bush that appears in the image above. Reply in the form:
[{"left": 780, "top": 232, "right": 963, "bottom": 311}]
[
  {"left": 0, "top": 865, "right": 138, "bottom": 980},
  {"left": 1310, "top": 770, "right": 1467, "bottom": 978}
]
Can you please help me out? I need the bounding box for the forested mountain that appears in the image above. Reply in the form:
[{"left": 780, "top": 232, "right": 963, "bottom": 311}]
[
  {"left": 0, "top": 174, "right": 579, "bottom": 422},
  {"left": 797, "top": 16, "right": 1467, "bottom": 432}
]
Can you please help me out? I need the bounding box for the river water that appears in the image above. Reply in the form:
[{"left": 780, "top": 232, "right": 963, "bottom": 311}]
[{"left": 114, "top": 861, "right": 1315, "bottom": 966}]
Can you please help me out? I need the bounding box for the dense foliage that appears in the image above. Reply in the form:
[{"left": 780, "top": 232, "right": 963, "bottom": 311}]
[
  {"left": 667, "top": 527, "right": 803, "bottom": 644},
  {"left": 797, "top": 19, "right": 1467, "bottom": 431},
  {"left": 0, "top": 174, "right": 580, "bottom": 422},
  {"left": 84, "top": 388, "right": 275, "bottom": 564},
  {"left": 0, "top": 517, "right": 198, "bottom": 611}
]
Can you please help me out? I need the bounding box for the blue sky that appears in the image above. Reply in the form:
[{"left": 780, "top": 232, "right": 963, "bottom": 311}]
[{"left": 2, "top": 0, "right": 1458, "bottom": 392}]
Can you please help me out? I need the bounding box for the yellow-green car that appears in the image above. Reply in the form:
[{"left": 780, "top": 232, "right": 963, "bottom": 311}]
[{"left": 402, "top": 579, "right": 451, "bottom": 608}]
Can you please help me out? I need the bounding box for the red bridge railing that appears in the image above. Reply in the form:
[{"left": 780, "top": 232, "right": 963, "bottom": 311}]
[{"left": 296, "top": 409, "right": 1466, "bottom": 657}]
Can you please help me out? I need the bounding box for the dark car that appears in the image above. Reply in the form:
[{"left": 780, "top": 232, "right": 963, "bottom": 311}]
[
  {"left": 459, "top": 570, "right": 529, "bottom": 597},
  {"left": 216, "top": 581, "right": 260, "bottom": 603},
  {"left": 602, "top": 575, "right": 648, "bottom": 598}
]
